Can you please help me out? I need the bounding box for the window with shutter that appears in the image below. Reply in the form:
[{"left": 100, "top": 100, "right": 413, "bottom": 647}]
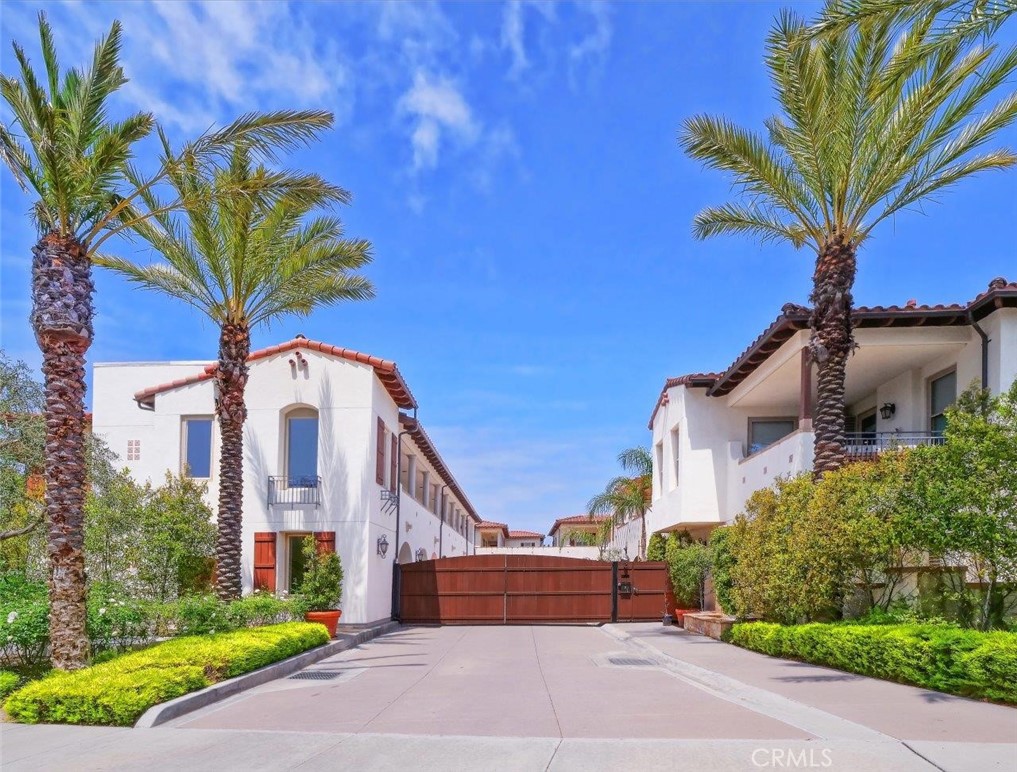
[
  {"left": 376, "top": 418, "right": 386, "bottom": 485},
  {"left": 253, "top": 532, "right": 277, "bottom": 593}
]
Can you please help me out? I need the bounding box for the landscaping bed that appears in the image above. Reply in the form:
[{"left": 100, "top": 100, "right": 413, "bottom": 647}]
[
  {"left": 3, "top": 622, "right": 329, "bottom": 726},
  {"left": 730, "top": 621, "right": 1017, "bottom": 704}
]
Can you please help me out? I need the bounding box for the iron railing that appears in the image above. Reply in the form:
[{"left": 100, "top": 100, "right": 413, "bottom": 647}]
[
  {"left": 267, "top": 476, "right": 321, "bottom": 507},
  {"left": 844, "top": 431, "right": 944, "bottom": 459}
]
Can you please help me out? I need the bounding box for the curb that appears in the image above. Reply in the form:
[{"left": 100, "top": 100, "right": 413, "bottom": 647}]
[{"left": 135, "top": 620, "right": 401, "bottom": 728}]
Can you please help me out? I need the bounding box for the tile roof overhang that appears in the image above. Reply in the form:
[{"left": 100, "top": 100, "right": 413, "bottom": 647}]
[
  {"left": 547, "top": 514, "right": 609, "bottom": 537},
  {"left": 477, "top": 521, "right": 510, "bottom": 537},
  {"left": 399, "top": 414, "right": 482, "bottom": 525},
  {"left": 508, "top": 530, "right": 545, "bottom": 539},
  {"left": 646, "top": 278, "right": 1016, "bottom": 420},
  {"left": 133, "top": 338, "right": 418, "bottom": 410},
  {"left": 708, "top": 278, "right": 1015, "bottom": 398}
]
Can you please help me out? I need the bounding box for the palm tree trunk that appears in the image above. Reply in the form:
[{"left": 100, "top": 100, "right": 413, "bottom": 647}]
[
  {"left": 32, "top": 233, "right": 94, "bottom": 670},
  {"left": 640, "top": 514, "right": 647, "bottom": 560},
  {"left": 809, "top": 232, "right": 856, "bottom": 478},
  {"left": 214, "top": 321, "right": 250, "bottom": 600}
]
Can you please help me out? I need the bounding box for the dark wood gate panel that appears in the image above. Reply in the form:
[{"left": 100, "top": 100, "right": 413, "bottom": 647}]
[{"left": 398, "top": 554, "right": 673, "bottom": 624}]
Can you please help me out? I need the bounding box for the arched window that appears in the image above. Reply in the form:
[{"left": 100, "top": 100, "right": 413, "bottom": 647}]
[{"left": 285, "top": 407, "right": 318, "bottom": 487}]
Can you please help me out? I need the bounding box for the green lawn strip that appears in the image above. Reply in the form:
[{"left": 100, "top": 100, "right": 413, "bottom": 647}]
[
  {"left": 3, "top": 621, "right": 329, "bottom": 726},
  {"left": 730, "top": 622, "right": 1017, "bottom": 704}
]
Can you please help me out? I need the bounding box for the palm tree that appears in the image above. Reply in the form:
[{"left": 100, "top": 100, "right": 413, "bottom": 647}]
[
  {"left": 0, "top": 13, "right": 334, "bottom": 668},
  {"left": 100, "top": 146, "right": 374, "bottom": 600},
  {"left": 811, "top": 1, "right": 1015, "bottom": 44},
  {"left": 587, "top": 447, "right": 653, "bottom": 558},
  {"left": 680, "top": 9, "right": 1017, "bottom": 475}
]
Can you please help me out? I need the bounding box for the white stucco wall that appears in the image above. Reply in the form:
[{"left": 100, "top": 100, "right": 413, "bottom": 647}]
[{"left": 92, "top": 346, "right": 479, "bottom": 626}]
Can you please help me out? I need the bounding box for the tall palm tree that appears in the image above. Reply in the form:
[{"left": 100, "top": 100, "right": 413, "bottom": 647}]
[
  {"left": 0, "top": 13, "right": 334, "bottom": 668},
  {"left": 812, "top": 0, "right": 1014, "bottom": 45},
  {"left": 680, "top": 9, "right": 1017, "bottom": 475},
  {"left": 100, "top": 146, "right": 374, "bottom": 600},
  {"left": 587, "top": 447, "right": 653, "bottom": 558}
]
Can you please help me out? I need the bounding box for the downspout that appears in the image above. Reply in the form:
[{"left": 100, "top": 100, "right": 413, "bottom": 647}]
[
  {"left": 438, "top": 484, "right": 448, "bottom": 558},
  {"left": 391, "top": 409, "right": 418, "bottom": 621},
  {"left": 968, "top": 310, "right": 990, "bottom": 390}
]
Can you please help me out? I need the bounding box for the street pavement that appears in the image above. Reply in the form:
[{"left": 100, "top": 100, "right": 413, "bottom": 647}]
[{"left": 2, "top": 623, "right": 1015, "bottom": 771}]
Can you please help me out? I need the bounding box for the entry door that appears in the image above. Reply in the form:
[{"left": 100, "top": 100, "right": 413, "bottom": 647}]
[{"left": 287, "top": 534, "right": 308, "bottom": 592}]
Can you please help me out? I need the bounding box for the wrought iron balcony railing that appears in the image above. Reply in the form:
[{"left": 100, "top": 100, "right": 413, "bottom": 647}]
[
  {"left": 844, "top": 431, "right": 945, "bottom": 459},
  {"left": 268, "top": 476, "right": 321, "bottom": 507}
]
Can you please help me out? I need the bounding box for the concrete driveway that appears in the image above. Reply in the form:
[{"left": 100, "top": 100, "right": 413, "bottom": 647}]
[{"left": 2, "top": 624, "right": 1015, "bottom": 771}]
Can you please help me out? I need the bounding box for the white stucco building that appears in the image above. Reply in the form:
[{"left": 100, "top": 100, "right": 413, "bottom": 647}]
[
  {"left": 91, "top": 336, "right": 482, "bottom": 625},
  {"left": 645, "top": 278, "right": 1017, "bottom": 540}
]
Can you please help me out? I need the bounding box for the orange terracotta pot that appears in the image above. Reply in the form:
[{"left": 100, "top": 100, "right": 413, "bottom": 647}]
[{"left": 305, "top": 609, "right": 342, "bottom": 638}]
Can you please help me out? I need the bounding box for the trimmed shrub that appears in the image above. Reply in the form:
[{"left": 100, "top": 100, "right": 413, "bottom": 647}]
[
  {"left": 709, "top": 527, "right": 736, "bottom": 614},
  {"left": 730, "top": 622, "right": 1017, "bottom": 703},
  {"left": 646, "top": 533, "right": 666, "bottom": 562},
  {"left": 4, "top": 622, "right": 329, "bottom": 726},
  {"left": 0, "top": 575, "right": 49, "bottom": 668},
  {"left": 0, "top": 669, "right": 20, "bottom": 700}
]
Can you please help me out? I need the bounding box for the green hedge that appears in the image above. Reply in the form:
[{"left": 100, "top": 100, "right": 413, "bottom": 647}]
[
  {"left": 4, "top": 622, "right": 329, "bottom": 726},
  {"left": 0, "top": 669, "right": 20, "bottom": 700},
  {"left": 730, "top": 622, "right": 1017, "bottom": 703}
]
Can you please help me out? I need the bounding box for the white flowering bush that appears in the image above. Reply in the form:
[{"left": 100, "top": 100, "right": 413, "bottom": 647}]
[{"left": 0, "top": 574, "right": 49, "bottom": 669}]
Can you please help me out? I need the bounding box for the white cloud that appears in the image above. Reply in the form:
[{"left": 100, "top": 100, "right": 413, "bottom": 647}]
[
  {"left": 500, "top": 0, "right": 556, "bottom": 79},
  {"left": 398, "top": 71, "right": 479, "bottom": 171},
  {"left": 569, "top": 2, "right": 613, "bottom": 80}
]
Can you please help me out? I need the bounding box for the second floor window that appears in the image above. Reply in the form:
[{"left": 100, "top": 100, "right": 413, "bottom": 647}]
[
  {"left": 286, "top": 409, "right": 318, "bottom": 487},
  {"left": 182, "top": 419, "right": 212, "bottom": 478},
  {"left": 930, "top": 370, "right": 957, "bottom": 435},
  {"left": 748, "top": 418, "right": 796, "bottom": 455}
]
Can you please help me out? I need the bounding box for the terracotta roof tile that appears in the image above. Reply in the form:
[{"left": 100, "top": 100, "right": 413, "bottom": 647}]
[
  {"left": 547, "top": 514, "right": 609, "bottom": 536},
  {"left": 134, "top": 337, "right": 418, "bottom": 410},
  {"left": 508, "top": 530, "right": 545, "bottom": 539},
  {"left": 647, "top": 372, "right": 721, "bottom": 429}
]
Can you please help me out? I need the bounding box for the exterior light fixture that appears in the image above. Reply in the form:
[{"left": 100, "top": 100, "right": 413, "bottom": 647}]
[
  {"left": 376, "top": 534, "right": 389, "bottom": 558},
  {"left": 415, "top": 547, "right": 427, "bottom": 562},
  {"left": 879, "top": 402, "right": 896, "bottom": 420}
]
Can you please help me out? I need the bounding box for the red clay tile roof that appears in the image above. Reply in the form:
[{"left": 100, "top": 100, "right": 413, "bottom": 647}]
[
  {"left": 477, "top": 520, "right": 510, "bottom": 537},
  {"left": 647, "top": 373, "right": 721, "bottom": 429},
  {"left": 547, "top": 514, "right": 609, "bottom": 536},
  {"left": 399, "top": 414, "right": 481, "bottom": 525},
  {"left": 133, "top": 337, "right": 417, "bottom": 409},
  {"left": 508, "top": 530, "right": 544, "bottom": 539},
  {"left": 647, "top": 278, "right": 1017, "bottom": 424}
]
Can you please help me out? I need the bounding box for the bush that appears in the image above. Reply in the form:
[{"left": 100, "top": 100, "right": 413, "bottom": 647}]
[
  {"left": 665, "top": 533, "right": 711, "bottom": 609},
  {"left": 730, "top": 621, "right": 1017, "bottom": 703},
  {"left": 0, "top": 669, "right": 20, "bottom": 700},
  {"left": 87, "top": 585, "right": 154, "bottom": 656},
  {"left": 709, "top": 527, "right": 736, "bottom": 614},
  {"left": 4, "top": 622, "right": 329, "bottom": 726},
  {"left": 296, "top": 538, "right": 343, "bottom": 612},
  {"left": 0, "top": 574, "right": 49, "bottom": 668},
  {"left": 646, "top": 533, "right": 666, "bottom": 562}
]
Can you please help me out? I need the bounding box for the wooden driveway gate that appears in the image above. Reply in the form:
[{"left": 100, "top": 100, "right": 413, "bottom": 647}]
[{"left": 397, "top": 554, "right": 674, "bottom": 624}]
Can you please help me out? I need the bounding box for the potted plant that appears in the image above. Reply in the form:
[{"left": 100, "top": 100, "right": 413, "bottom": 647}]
[{"left": 296, "top": 536, "right": 343, "bottom": 637}]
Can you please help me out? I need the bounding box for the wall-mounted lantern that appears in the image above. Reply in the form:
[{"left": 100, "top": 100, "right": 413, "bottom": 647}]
[
  {"left": 415, "top": 547, "right": 427, "bottom": 562},
  {"left": 376, "top": 534, "right": 389, "bottom": 558},
  {"left": 879, "top": 402, "right": 896, "bottom": 420}
]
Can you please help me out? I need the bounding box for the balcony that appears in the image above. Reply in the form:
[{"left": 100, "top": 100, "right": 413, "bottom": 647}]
[
  {"left": 844, "top": 432, "right": 944, "bottom": 460},
  {"left": 267, "top": 476, "right": 321, "bottom": 507}
]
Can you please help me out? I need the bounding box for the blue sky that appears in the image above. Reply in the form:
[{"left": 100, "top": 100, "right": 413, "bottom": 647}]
[{"left": 2, "top": 1, "right": 1016, "bottom": 535}]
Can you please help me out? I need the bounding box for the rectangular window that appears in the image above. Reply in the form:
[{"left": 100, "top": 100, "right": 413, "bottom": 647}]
[
  {"left": 670, "top": 427, "right": 680, "bottom": 489},
  {"left": 127, "top": 439, "right": 141, "bottom": 462},
  {"left": 286, "top": 413, "right": 318, "bottom": 487},
  {"left": 182, "top": 418, "right": 213, "bottom": 478},
  {"left": 431, "top": 484, "right": 439, "bottom": 514},
  {"left": 654, "top": 442, "right": 664, "bottom": 492},
  {"left": 376, "top": 418, "right": 386, "bottom": 485},
  {"left": 748, "top": 418, "right": 797, "bottom": 455},
  {"left": 930, "top": 370, "right": 957, "bottom": 435}
]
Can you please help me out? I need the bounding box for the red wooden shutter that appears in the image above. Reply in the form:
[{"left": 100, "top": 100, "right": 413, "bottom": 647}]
[
  {"left": 390, "top": 434, "right": 398, "bottom": 492},
  {"left": 314, "top": 531, "right": 336, "bottom": 555},
  {"left": 376, "top": 418, "right": 386, "bottom": 484},
  {"left": 253, "top": 532, "right": 277, "bottom": 592}
]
